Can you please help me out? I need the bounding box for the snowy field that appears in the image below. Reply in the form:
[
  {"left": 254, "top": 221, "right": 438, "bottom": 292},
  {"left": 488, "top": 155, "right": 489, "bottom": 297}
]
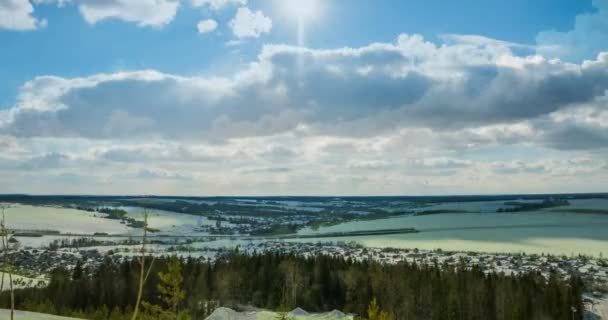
[
  {"left": 589, "top": 296, "right": 608, "bottom": 320},
  {"left": 0, "top": 310, "right": 80, "bottom": 319},
  {"left": 3, "top": 205, "right": 130, "bottom": 235},
  {"left": 0, "top": 272, "right": 47, "bottom": 291},
  {"left": 297, "top": 199, "right": 608, "bottom": 256},
  {"left": 119, "top": 206, "right": 215, "bottom": 235},
  {"left": 4, "top": 204, "right": 218, "bottom": 248},
  {"left": 5, "top": 199, "right": 608, "bottom": 256}
]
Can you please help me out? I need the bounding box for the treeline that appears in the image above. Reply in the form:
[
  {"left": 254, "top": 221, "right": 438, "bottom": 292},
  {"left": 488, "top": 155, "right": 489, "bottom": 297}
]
[
  {"left": 46, "top": 237, "right": 141, "bottom": 250},
  {"left": 497, "top": 199, "right": 570, "bottom": 212},
  {"left": 47, "top": 237, "right": 112, "bottom": 250},
  {"left": 96, "top": 207, "right": 128, "bottom": 220},
  {"left": 0, "top": 252, "right": 584, "bottom": 320},
  {"left": 77, "top": 207, "right": 149, "bottom": 229},
  {"left": 120, "top": 200, "right": 299, "bottom": 218}
]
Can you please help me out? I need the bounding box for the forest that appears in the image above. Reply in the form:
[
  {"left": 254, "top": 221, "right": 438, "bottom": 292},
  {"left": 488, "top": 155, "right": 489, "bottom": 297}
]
[{"left": 0, "top": 251, "right": 584, "bottom": 320}]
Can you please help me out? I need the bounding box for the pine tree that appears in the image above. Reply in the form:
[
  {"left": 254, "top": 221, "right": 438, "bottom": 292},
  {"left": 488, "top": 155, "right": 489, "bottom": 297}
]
[
  {"left": 141, "top": 257, "right": 188, "bottom": 320},
  {"left": 158, "top": 257, "right": 186, "bottom": 317},
  {"left": 368, "top": 298, "right": 395, "bottom": 320}
]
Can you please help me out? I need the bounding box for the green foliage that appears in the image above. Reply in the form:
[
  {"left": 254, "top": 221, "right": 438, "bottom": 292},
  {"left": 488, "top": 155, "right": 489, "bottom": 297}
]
[
  {"left": 275, "top": 306, "right": 294, "bottom": 320},
  {"left": 367, "top": 298, "right": 394, "bottom": 320},
  {"left": 141, "top": 257, "right": 188, "bottom": 320},
  {"left": 140, "top": 302, "right": 168, "bottom": 320},
  {"left": 176, "top": 310, "right": 192, "bottom": 320},
  {"left": 96, "top": 208, "right": 128, "bottom": 220},
  {"left": 158, "top": 258, "right": 186, "bottom": 314}
]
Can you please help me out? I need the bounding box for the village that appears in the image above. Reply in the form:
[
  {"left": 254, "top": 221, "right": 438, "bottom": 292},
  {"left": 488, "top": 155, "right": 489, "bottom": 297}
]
[
  {"left": 3, "top": 236, "right": 608, "bottom": 318},
  {"left": 7, "top": 239, "right": 608, "bottom": 293}
]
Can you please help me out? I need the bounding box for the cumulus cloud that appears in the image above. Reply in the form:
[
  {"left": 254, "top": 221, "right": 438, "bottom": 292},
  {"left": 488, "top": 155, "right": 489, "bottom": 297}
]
[
  {"left": 538, "top": 103, "right": 608, "bottom": 150},
  {"left": 440, "top": 34, "right": 531, "bottom": 51},
  {"left": 0, "top": 0, "right": 47, "bottom": 30},
  {"left": 197, "top": 18, "right": 217, "bottom": 33},
  {"left": 2, "top": 34, "right": 608, "bottom": 194},
  {"left": 77, "top": 0, "right": 180, "bottom": 27},
  {"left": 135, "top": 168, "right": 189, "bottom": 180},
  {"left": 0, "top": 135, "right": 18, "bottom": 151},
  {"left": 95, "top": 143, "right": 219, "bottom": 163},
  {"left": 536, "top": 0, "right": 608, "bottom": 62},
  {"left": 491, "top": 161, "right": 547, "bottom": 175},
  {"left": 241, "top": 167, "right": 290, "bottom": 174},
  {"left": 191, "top": 0, "right": 246, "bottom": 10},
  {"left": 2, "top": 35, "right": 607, "bottom": 147},
  {"left": 2, "top": 132, "right": 607, "bottom": 195},
  {"left": 17, "top": 152, "right": 70, "bottom": 169},
  {"left": 229, "top": 6, "right": 271, "bottom": 38}
]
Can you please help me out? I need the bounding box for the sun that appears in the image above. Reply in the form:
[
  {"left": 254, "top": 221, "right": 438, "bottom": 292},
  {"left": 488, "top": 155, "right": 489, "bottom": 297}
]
[
  {"left": 277, "top": 0, "right": 324, "bottom": 47},
  {"left": 278, "top": 0, "right": 323, "bottom": 23}
]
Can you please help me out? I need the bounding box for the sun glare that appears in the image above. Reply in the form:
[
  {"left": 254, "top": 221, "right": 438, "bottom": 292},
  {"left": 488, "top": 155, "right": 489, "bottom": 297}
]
[
  {"left": 277, "top": 0, "right": 324, "bottom": 47},
  {"left": 279, "top": 0, "right": 322, "bottom": 22}
]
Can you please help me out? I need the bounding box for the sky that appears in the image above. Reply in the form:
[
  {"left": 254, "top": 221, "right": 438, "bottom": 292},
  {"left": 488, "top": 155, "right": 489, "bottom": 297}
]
[{"left": 0, "top": 0, "right": 607, "bottom": 196}]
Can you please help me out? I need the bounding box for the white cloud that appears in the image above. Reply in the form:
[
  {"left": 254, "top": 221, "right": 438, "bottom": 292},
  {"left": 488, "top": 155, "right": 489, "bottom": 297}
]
[
  {"left": 136, "top": 168, "right": 190, "bottom": 180},
  {"left": 197, "top": 18, "right": 217, "bottom": 33},
  {"left": 0, "top": 0, "right": 47, "bottom": 30},
  {"left": 536, "top": 0, "right": 608, "bottom": 62},
  {"left": 229, "top": 6, "right": 271, "bottom": 38},
  {"left": 192, "top": 0, "right": 246, "bottom": 10},
  {"left": 2, "top": 34, "right": 608, "bottom": 194},
  {"left": 2, "top": 132, "right": 607, "bottom": 195},
  {"left": 491, "top": 161, "right": 547, "bottom": 175},
  {"left": 31, "top": 0, "right": 70, "bottom": 6},
  {"left": 440, "top": 34, "right": 530, "bottom": 50},
  {"left": 2, "top": 35, "right": 607, "bottom": 145},
  {"left": 78, "top": 0, "right": 180, "bottom": 27}
]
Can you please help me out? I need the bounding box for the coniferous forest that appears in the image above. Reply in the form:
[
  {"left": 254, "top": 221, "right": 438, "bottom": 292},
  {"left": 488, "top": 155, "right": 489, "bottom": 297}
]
[{"left": 0, "top": 252, "right": 584, "bottom": 320}]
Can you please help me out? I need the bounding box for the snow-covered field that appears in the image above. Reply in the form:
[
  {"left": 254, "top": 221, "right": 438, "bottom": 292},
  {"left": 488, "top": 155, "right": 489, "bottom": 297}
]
[
  {"left": 3, "top": 205, "right": 130, "bottom": 235},
  {"left": 5, "top": 199, "right": 608, "bottom": 256},
  {"left": 119, "top": 206, "right": 216, "bottom": 236},
  {"left": 0, "top": 272, "right": 47, "bottom": 291},
  {"left": 2, "top": 204, "right": 218, "bottom": 238},
  {"left": 298, "top": 199, "right": 608, "bottom": 256},
  {"left": 595, "top": 297, "right": 608, "bottom": 319},
  {"left": 0, "top": 310, "right": 80, "bottom": 319},
  {"left": 586, "top": 296, "right": 608, "bottom": 320}
]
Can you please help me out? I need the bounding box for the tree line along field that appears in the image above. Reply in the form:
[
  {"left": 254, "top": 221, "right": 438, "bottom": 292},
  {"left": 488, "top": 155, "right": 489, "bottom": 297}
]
[{"left": 0, "top": 252, "right": 584, "bottom": 320}]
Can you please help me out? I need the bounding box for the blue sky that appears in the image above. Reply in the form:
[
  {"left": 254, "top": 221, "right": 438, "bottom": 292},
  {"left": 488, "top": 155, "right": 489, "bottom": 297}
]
[
  {"left": 0, "top": 0, "right": 607, "bottom": 195},
  {"left": 0, "top": 0, "right": 596, "bottom": 108}
]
